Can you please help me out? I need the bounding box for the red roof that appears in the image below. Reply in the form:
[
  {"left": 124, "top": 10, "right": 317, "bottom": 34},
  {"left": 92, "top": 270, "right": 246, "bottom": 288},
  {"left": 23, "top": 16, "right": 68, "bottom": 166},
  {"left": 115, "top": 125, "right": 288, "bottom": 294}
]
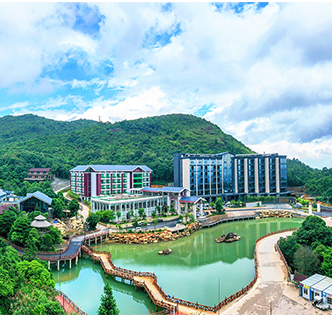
[
  {"left": 28, "top": 168, "right": 51, "bottom": 172},
  {"left": 0, "top": 204, "right": 12, "bottom": 214},
  {"left": 294, "top": 273, "right": 308, "bottom": 282}
]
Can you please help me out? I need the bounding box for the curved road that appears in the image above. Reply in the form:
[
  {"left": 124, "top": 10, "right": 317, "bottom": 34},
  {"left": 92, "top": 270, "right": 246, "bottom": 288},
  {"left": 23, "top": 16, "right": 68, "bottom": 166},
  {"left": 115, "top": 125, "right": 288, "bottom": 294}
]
[{"left": 221, "top": 231, "right": 327, "bottom": 315}]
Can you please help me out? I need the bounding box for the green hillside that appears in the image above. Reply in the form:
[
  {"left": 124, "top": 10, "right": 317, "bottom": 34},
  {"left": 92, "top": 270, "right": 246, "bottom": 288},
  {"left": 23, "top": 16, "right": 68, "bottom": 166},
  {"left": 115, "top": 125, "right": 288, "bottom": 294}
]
[
  {"left": 287, "top": 158, "right": 332, "bottom": 201},
  {"left": 0, "top": 113, "right": 253, "bottom": 190},
  {"left": 0, "top": 114, "right": 97, "bottom": 145}
]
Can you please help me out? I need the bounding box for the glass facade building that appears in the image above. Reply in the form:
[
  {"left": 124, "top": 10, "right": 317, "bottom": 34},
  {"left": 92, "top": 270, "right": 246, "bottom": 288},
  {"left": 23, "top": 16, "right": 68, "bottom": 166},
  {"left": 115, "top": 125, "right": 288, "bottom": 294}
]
[{"left": 174, "top": 152, "right": 288, "bottom": 201}]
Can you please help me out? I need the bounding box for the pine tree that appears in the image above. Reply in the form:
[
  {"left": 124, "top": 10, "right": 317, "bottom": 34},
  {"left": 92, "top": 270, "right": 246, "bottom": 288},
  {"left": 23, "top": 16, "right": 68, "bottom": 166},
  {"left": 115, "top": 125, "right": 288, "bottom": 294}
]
[{"left": 97, "top": 284, "right": 119, "bottom": 315}]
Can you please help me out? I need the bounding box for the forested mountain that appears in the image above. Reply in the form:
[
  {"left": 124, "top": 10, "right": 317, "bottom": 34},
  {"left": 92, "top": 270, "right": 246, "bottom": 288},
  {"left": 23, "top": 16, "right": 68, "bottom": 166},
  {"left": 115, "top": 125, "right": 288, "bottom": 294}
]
[
  {"left": 0, "top": 114, "right": 97, "bottom": 145},
  {"left": 287, "top": 158, "right": 332, "bottom": 201},
  {"left": 1, "top": 113, "right": 332, "bottom": 200},
  {"left": 0, "top": 113, "right": 253, "bottom": 191}
]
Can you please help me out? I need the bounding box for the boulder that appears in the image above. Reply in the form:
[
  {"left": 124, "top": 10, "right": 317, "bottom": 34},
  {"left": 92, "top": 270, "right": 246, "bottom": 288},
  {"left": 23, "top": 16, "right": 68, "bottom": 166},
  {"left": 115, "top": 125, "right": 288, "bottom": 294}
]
[{"left": 158, "top": 248, "right": 172, "bottom": 255}]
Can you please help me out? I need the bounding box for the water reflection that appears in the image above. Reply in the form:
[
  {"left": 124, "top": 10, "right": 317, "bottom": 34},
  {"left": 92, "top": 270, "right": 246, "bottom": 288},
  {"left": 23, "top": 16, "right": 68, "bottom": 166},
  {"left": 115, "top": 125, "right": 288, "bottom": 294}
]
[
  {"left": 52, "top": 259, "right": 154, "bottom": 315},
  {"left": 99, "top": 218, "right": 301, "bottom": 267},
  {"left": 53, "top": 218, "right": 303, "bottom": 313}
]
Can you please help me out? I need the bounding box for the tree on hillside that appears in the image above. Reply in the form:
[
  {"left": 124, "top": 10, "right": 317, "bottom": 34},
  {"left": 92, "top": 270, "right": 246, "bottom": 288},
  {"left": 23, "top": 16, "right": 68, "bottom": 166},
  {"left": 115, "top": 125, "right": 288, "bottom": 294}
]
[
  {"left": 0, "top": 210, "right": 18, "bottom": 238},
  {"left": 278, "top": 235, "right": 301, "bottom": 271},
  {"left": 87, "top": 213, "right": 99, "bottom": 230},
  {"left": 322, "top": 248, "right": 332, "bottom": 277},
  {"left": 23, "top": 228, "right": 40, "bottom": 261},
  {"left": 296, "top": 215, "right": 332, "bottom": 247},
  {"left": 9, "top": 215, "right": 31, "bottom": 247},
  {"left": 294, "top": 246, "right": 320, "bottom": 276},
  {"left": 68, "top": 199, "right": 80, "bottom": 217},
  {"left": 52, "top": 199, "right": 65, "bottom": 219},
  {"left": 97, "top": 283, "right": 119, "bottom": 315}
]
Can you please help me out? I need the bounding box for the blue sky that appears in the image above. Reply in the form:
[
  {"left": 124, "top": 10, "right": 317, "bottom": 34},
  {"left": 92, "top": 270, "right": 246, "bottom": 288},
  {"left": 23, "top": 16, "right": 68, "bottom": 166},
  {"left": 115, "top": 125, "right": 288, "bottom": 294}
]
[{"left": 1, "top": 2, "right": 332, "bottom": 169}]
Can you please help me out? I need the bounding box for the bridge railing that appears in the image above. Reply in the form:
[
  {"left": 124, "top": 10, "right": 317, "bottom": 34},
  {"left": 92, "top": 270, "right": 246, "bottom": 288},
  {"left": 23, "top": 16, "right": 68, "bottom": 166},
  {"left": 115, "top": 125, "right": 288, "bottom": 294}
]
[
  {"left": 55, "top": 289, "right": 88, "bottom": 315},
  {"left": 84, "top": 230, "right": 109, "bottom": 240}
]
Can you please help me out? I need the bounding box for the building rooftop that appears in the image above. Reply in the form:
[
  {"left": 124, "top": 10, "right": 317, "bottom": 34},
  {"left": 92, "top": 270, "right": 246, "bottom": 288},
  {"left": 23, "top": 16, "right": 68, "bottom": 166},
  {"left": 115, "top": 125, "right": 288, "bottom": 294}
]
[
  {"left": 312, "top": 276, "right": 332, "bottom": 291},
  {"left": 176, "top": 152, "right": 232, "bottom": 158},
  {"left": 19, "top": 191, "right": 52, "bottom": 206},
  {"left": 30, "top": 214, "right": 51, "bottom": 228},
  {"left": 159, "top": 187, "right": 188, "bottom": 193},
  {"left": 70, "top": 165, "right": 152, "bottom": 172},
  {"left": 301, "top": 274, "right": 326, "bottom": 287},
  {"left": 92, "top": 194, "right": 162, "bottom": 203},
  {"left": 28, "top": 168, "right": 51, "bottom": 172},
  {"left": 179, "top": 196, "right": 204, "bottom": 204}
]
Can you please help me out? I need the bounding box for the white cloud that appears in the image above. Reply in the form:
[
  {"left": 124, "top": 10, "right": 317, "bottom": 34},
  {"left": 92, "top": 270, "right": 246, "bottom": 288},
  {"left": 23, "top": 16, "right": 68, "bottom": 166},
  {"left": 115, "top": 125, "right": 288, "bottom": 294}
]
[{"left": 2, "top": 3, "right": 332, "bottom": 168}]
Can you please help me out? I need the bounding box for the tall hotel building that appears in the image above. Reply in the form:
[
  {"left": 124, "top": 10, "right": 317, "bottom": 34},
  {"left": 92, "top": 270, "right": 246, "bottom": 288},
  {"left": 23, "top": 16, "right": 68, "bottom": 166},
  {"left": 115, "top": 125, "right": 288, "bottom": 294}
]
[
  {"left": 174, "top": 153, "right": 288, "bottom": 201},
  {"left": 70, "top": 165, "right": 152, "bottom": 199}
]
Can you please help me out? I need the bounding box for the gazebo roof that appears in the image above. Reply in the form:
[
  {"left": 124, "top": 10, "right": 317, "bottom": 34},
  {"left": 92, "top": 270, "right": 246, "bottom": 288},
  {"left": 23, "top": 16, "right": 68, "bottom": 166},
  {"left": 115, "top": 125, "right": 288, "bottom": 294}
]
[{"left": 31, "top": 215, "right": 51, "bottom": 228}]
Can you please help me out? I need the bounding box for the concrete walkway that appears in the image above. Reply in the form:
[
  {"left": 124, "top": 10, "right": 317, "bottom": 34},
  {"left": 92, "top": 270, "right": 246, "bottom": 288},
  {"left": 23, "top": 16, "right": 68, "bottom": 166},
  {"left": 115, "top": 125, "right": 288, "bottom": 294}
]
[{"left": 221, "top": 231, "right": 328, "bottom": 315}]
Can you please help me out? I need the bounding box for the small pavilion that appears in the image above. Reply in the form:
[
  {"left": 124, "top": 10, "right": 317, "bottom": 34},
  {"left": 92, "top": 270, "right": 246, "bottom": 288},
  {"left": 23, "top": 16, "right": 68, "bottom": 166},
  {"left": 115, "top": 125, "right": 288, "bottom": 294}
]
[
  {"left": 30, "top": 214, "right": 51, "bottom": 235},
  {"left": 140, "top": 186, "right": 205, "bottom": 217}
]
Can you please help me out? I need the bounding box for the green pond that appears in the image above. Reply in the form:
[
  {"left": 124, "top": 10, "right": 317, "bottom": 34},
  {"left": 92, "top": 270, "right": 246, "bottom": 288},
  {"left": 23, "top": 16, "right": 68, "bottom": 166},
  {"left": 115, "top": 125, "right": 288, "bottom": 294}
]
[{"left": 52, "top": 217, "right": 303, "bottom": 315}]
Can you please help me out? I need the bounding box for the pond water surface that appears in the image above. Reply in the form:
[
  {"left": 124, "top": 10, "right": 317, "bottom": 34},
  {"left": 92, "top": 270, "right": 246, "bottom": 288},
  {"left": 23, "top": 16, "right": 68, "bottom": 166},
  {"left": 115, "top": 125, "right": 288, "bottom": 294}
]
[{"left": 53, "top": 217, "right": 303, "bottom": 315}]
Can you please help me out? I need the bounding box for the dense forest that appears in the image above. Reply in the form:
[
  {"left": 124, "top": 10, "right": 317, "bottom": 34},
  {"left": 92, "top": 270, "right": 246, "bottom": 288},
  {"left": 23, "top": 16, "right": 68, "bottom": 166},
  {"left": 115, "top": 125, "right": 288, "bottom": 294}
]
[
  {"left": 1, "top": 113, "right": 332, "bottom": 199},
  {"left": 0, "top": 113, "right": 252, "bottom": 191},
  {"left": 287, "top": 158, "right": 332, "bottom": 201}
]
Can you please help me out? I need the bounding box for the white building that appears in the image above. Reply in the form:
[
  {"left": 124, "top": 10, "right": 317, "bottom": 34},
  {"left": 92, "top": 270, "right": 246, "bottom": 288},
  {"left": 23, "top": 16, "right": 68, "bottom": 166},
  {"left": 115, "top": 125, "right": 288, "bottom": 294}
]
[{"left": 299, "top": 273, "right": 332, "bottom": 306}]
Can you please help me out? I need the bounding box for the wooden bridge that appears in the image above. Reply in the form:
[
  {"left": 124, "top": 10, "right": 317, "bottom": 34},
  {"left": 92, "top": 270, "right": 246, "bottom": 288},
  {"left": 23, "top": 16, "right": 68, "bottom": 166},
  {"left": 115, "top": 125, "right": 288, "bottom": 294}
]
[
  {"left": 82, "top": 228, "right": 298, "bottom": 314},
  {"left": 82, "top": 243, "right": 257, "bottom": 315}
]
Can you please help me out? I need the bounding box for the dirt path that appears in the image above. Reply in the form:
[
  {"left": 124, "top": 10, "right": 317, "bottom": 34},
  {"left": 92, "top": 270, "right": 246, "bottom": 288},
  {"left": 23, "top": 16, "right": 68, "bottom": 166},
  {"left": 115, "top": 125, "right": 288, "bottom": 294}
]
[{"left": 63, "top": 192, "right": 90, "bottom": 221}]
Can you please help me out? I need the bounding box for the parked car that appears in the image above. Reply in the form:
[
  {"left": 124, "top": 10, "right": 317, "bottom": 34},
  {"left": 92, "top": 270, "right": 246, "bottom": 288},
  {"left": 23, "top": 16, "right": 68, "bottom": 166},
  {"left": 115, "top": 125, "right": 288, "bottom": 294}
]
[
  {"left": 175, "top": 219, "right": 182, "bottom": 224},
  {"left": 135, "top": 227, "right": 142, "bottom": 232},
  {"left": 156, "top": 218, "right": 163, "bottom": 223},
  {"left": 312, "top": 298, "right": 330, "bottom": 311}
]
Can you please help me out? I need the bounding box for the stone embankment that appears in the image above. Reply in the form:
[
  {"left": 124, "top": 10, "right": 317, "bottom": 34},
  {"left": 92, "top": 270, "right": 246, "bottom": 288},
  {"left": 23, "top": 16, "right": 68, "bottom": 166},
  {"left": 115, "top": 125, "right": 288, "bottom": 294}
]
[
  {"left": 106, "top": 222, "right": 202, "bottom": 245},
  {"left": 256, "top": 209, "right": 292, "bottom": 219},
  {"left": 53, "top": 217, "right": 84, "bottom": 235}
]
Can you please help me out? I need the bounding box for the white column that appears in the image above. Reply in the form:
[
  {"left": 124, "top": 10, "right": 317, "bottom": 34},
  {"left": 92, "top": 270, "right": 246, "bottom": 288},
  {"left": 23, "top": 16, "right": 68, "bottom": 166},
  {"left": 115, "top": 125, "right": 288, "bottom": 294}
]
[
  {"left": 317, "top": 202, "right": 321, "bottom": 213},
  {"left": 69, "top": 259, "right": 72, "bottom": 269},
  {"left": 167, "top": 195, "right": 170, "bottom": 208},
  {"left": 185, "top": 203, "right": 188, "bottom": 213},
  {"left": 193, "top": 204, "right": 197, "bottom": 220},
  {"left": 202, "top": 159, "right": 205, "bottom": 196},
  {"left": 216, "top": 159, "right": 218, "bottom": 195},
  {"left": 200, "top": 202, "right": 203, "bottom": 216},
  {"left": 234, "top": 159, "right": 238, "bottom": 194},
  {"left": 177, "top": 196, "right": 181, "bottom": 215},
  {"left": 276, "top": 157, "right": 280, "bottom": 193},
  {"left": 265, "top": 157, "right": 270, "bottom": 193},
  {"left": 244, "top": 158, "right": 248, "bottom": 194},
  {"left": 76, "top": 256, "right": 78, "bottom": 265},
  {"left": 57, "top": 260, "right": 60, "bottom": 271},
  {"left": 254, "top": 158, "right": 259, "bottom": 194},
  {"left": 309, "top": 202, "right": 312, "bottom": 215},
  {"left": 48, "top": 261, "right": 51, "bottom": 270}
]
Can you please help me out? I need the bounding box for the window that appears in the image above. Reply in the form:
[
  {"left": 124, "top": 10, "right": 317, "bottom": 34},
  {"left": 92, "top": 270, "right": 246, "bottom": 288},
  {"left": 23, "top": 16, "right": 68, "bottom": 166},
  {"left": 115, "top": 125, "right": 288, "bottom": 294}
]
[
  {"left": 304, "top": 288, "right": 308, "bottom": 295},
  {"left": 315, "top": 292, "right": 320, "bottom": 296},
  {"left": 327, "top": 296, "right": 332, "bottom": 305}
]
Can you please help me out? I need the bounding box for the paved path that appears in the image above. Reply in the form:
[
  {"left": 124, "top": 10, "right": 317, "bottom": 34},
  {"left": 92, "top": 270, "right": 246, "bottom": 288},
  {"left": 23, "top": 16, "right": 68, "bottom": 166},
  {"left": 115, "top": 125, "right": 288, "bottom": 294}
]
[{"left": 221, "top": 231, "right": 292, "bottom": 315}]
